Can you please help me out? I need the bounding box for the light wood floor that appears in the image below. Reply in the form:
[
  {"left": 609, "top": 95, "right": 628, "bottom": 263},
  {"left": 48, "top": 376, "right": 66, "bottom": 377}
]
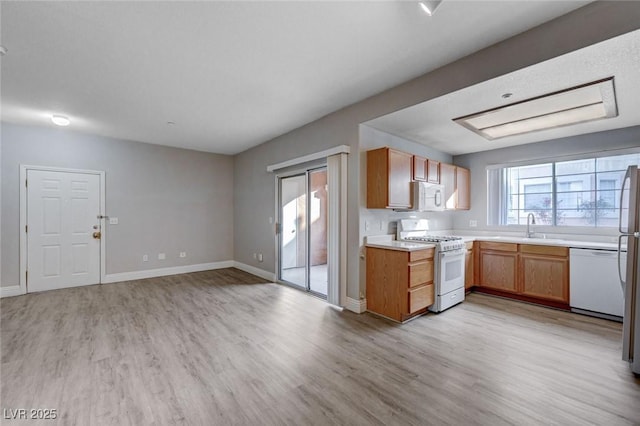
[{"left": 1, "top": 268, "right": 639, "bottom": 425}]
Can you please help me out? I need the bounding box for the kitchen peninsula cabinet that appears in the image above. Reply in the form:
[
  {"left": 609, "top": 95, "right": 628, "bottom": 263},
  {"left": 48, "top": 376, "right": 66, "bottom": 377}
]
[
  {"left": 366, "top": 247, "right": 435, "bottom": 322},
  {"left": 367, "top": 148, "right": 413, "bottom": 209},
  {"left": 477, "top": 242, "right": 570, "bottom": 308}
]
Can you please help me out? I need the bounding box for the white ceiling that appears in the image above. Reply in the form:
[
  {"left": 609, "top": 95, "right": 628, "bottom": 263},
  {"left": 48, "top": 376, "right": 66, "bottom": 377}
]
[
  {"left": 0, "top": 1, "right": 592, "bottom": 155},
  {"left": 366, "top": 29, "right": 640, "bottom": 156}
]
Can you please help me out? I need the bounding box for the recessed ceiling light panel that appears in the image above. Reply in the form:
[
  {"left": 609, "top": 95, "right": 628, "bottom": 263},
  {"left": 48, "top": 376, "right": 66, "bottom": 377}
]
[
  {"left": 453, "top": 77, "right": 617, "bottom": 140},
  {"left": 51, "top": 115, "right": 70, "bottom": 126}
]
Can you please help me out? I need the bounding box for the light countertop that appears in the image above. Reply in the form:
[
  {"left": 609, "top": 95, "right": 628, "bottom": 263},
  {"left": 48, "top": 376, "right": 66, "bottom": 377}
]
[
  {"left": 365, "top": 234, "right": 622, "bottom": 252},
  {"left": 365, "top": 235, "right": 435, "bottom": 252}
]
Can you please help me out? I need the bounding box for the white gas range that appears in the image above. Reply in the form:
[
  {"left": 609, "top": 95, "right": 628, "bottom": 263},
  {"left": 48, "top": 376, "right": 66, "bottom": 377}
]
[{"left": 397, "top": 219, "right": 466, "bottom": 312}]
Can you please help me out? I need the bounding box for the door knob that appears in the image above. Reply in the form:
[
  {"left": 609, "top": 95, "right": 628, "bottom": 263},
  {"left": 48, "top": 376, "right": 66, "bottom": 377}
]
[{"left": 93, "top": 231, "right": 101, "bottom": 239}]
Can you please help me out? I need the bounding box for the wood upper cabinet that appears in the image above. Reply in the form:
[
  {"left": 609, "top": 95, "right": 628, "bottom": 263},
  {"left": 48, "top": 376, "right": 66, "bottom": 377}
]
[
  {"left": 478, "top": 242, "right": 518, "bottom": 293},
  {"left": 440, "top": 163, "right": 470, "bottom": 210},
  {"left": 456, "top": 167, "right": 470, "bottom": 210},
  {"left": 413, "top": 155, "right": 427, "bottom": 181},
  {"left": 366, "top": 247, "right": 435, "bottom": 322},
  {"left": 413, "top": 156, "right": 440, "bottom": 184},
  {"left": 519, "top": 245, "right": 569, "bottom": 303},
  {"left": 427, "top": 159, "right": 440, "bottom": 184},
  {"left": 367, "top": 148, "right": 413, "bottom": 209},
  {"left": 477, "top": 242, "right": 570, "bottom": 305},
  {"left": 367, "top": 148, "right": 469, "bottom": 210},
  {"left": 440, "top": 163, "right": 456, "bottom": 209}
]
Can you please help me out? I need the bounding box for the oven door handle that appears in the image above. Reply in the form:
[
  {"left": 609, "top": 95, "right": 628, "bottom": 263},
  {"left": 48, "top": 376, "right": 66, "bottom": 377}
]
[{"left": 440, "top": 249, "right": 466, "bottom": 257}]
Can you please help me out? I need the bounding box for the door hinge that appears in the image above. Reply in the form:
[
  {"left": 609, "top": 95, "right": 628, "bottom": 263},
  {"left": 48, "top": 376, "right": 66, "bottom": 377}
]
[
  {"left": 26, "top": 271, "right": 28, "bottom": 283},
  {"left": 25, "top": 225, "right": 28, "bottom": 233},
  {"left": 25, "top": 180, "right": 28, "bottom": 187}
]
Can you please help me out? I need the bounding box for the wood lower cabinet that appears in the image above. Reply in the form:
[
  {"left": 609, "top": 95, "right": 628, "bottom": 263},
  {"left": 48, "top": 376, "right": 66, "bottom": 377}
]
[
  {"left": 477, "top": 242, "right": 570, "bottom": 308},
  {"left": 367, "top": 148, "right": 413, "bottom": 209},
  {"left": 520, "top": 245, "right": 569, "bottom": 303},
  {"left": 366, "top": 247, "right": 435, "bottom": 322},
  {"left": 478, "top": 242, "right": 518, "bottom": 292}
]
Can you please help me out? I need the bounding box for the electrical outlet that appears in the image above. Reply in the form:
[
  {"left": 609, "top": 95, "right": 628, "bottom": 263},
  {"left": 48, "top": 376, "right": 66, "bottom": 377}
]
[
  {"left": 257, "top": 253, "right": 263, "bottom": 262},
  {"left": 158, "top": 253, "right": 166, "bottom": 260},
  {"left": 143, "top": 254, "right": 148, "bottom": 262},
  {"left": 470, "top": 220, "right": 478, "bottom": 227},
  {"left": 109, "top": 217, "right": 119, "bottom": 225},
  {"left": 179, "top": 252, "right": 186, "bottom": 258},
  {"left": 365, "top": 221, "right": 370, "bottom": 231}
]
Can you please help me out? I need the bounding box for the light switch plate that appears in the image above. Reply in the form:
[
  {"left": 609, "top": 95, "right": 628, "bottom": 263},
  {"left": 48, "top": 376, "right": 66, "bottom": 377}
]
[
  {"left": 109, "top": 217, "right": 119, "bottom": 225},
  {"left": 158, "top": 253, "right": 166, "bottom": 260},
  {"left": 469, "top": 220, "right": 478, "bottom": 227}
]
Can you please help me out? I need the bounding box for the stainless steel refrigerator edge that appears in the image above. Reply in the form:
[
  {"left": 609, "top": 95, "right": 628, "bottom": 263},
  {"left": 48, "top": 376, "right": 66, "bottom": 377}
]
[{"left": 619, "top": 165, "right": 640, "bottom": 375}]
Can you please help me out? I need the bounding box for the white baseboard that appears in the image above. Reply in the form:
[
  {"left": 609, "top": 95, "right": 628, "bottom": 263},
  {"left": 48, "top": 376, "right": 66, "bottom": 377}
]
[
  {"left": 0, "top": 285, "right": 25, "bottom": 298},
  {"left": 346, "top": 297, "right": 366, "bottom": 314},
  {"left": 102, "top": 261, "right": 235, "bottom": 284},
  {"left": 233, "top": 262, "right": 276, "bottom": 282}
]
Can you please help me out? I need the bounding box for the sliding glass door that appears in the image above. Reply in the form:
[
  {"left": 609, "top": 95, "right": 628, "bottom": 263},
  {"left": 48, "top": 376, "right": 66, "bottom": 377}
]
[{"left": 278, "top": 168, "right": 328, "bottom": 298}]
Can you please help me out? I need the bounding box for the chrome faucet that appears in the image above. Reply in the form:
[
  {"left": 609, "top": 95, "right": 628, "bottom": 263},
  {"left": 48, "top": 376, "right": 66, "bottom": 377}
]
[{"left": 526, "top": 213, "right": 536, "bottom": 238}]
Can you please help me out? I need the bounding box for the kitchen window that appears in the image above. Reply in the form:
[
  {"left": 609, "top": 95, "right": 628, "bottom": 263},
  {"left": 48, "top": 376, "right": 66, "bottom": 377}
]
[{"left": 488, "top": 152, "right": 640, "bottom": 228}]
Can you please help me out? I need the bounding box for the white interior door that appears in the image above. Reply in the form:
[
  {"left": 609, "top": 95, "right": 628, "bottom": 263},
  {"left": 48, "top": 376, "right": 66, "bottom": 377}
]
[{"left": 27, "top": 169, "right": 101, "bottom": 292}]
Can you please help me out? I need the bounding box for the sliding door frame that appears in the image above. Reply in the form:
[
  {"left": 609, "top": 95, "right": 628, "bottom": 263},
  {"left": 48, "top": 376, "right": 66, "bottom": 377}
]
[{"left": 276, "top": 165, "right": 328, "bottom": 299}]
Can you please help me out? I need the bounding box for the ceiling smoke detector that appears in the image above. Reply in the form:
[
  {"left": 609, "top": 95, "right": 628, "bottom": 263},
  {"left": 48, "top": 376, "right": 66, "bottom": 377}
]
[{"left": 453, "top": 77, "right": 617, "bottom": 140}]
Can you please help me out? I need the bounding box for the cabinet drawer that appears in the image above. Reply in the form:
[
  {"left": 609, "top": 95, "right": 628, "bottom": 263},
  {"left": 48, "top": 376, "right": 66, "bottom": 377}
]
[
  {"left": 409, "top": 261, "right": 433, "bottom": 288},
  {"left": 409, "top": 284, "right": 434, "bottom": 313},
  {"left": 520, "top": 244, "right": 568, "bottom": 257},
  {"left": 409, "top": 248, "right": 435, "bottom": 262},
  {"left": 479, "top": 241, "right": 518, "bottom": 252}
]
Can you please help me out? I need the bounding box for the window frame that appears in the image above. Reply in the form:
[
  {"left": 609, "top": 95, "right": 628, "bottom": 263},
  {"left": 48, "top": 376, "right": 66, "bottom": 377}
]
[{"left": 486, "top": 148, "right": 640, "bottom": 234}]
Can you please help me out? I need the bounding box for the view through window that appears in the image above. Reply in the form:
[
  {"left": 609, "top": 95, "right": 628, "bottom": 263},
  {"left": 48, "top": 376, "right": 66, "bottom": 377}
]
[{"left": 492, "top": 152, "right": 640, "bottom": 228}]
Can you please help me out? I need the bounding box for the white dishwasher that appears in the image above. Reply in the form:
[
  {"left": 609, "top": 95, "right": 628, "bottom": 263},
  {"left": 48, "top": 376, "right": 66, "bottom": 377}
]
[{"left": 570, "top": 248, "right": 625, "bottom": 321}]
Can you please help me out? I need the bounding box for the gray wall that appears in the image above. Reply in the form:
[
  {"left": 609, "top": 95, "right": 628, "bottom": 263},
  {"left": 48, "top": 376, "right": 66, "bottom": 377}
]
[
  {"left": 233, "top": 2, "right": 640, "bottom": 301},
  {"left": 452, "top": 125, "right": 640, "bottom": 236},
  {"left": 1, "top": 122, "right": 234, "bottom": 287}
]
